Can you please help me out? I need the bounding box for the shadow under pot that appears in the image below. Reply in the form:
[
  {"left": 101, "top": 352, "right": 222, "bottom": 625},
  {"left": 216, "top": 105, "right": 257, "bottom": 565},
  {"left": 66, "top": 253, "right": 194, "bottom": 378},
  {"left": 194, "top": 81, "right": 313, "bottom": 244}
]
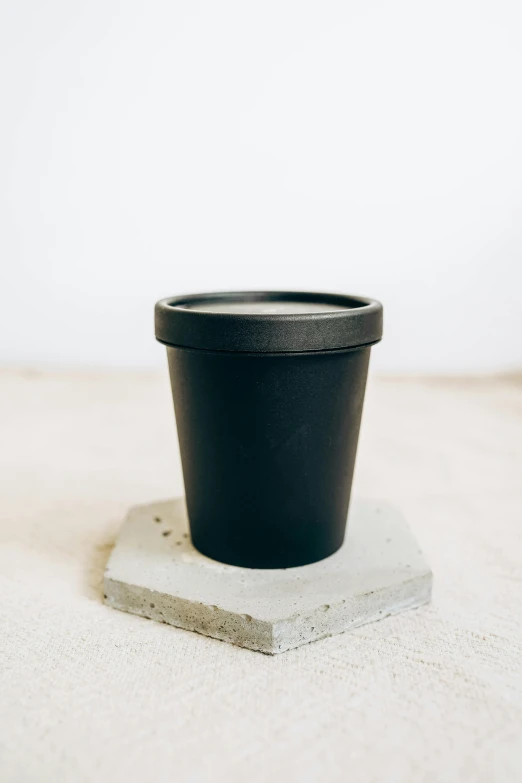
[{"left": 155, "top": 291, "right": 383, "bottom": 569}]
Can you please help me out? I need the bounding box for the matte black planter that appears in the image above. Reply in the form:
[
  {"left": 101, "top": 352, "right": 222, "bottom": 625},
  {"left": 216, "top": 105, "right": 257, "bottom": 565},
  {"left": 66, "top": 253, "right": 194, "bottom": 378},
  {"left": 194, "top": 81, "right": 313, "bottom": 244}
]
[{"left": 155, "top": 292, "right": 383, "bottom": 569}]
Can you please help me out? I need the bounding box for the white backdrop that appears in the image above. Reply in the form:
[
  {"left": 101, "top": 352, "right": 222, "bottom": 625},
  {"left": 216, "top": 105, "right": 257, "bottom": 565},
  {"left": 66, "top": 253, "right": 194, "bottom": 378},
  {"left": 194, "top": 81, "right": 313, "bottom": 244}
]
[{"left": 1, "top": 0, "right": 521, "bottom": 373}]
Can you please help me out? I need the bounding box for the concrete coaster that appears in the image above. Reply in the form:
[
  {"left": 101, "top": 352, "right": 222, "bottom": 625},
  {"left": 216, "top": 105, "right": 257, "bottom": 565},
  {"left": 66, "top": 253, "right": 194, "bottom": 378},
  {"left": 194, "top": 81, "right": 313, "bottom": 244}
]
[{"left": 104, "top": 499, "right": 432, "bottom": 654}]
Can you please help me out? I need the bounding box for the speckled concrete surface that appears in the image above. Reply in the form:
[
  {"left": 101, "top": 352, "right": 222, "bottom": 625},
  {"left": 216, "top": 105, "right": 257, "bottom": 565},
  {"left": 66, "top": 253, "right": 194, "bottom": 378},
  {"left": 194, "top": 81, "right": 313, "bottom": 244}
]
[{"left": 104, "top": 498, "right": 432, "bottom": 653}]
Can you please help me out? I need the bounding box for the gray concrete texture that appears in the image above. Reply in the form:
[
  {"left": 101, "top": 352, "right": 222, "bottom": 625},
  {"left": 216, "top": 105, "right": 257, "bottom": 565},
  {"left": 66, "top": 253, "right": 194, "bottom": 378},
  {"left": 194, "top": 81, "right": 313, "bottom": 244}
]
[{"left": 104, "top": 498, "right": 432, "bottom": 654}]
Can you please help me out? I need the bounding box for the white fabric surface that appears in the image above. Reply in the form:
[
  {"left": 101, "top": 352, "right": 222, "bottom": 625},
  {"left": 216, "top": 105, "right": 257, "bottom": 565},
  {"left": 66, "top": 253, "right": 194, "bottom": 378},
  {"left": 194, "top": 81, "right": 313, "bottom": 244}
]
[{"left": 1, "top": 368, "right": 521, "bottom": 782}]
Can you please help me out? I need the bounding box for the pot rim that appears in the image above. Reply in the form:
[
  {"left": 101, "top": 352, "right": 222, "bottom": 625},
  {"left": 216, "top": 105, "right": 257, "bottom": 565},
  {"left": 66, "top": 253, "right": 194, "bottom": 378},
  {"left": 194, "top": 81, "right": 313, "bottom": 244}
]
[{"left": 155, "top": 290, "right": 383, "bottom": 353}]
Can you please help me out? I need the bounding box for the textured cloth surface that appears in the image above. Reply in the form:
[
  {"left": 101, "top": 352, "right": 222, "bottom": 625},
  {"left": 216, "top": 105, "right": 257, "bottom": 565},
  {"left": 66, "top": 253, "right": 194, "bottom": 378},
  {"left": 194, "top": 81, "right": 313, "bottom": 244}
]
[{"left": 1, "top": 368, "right": 521, "bottom": 783}]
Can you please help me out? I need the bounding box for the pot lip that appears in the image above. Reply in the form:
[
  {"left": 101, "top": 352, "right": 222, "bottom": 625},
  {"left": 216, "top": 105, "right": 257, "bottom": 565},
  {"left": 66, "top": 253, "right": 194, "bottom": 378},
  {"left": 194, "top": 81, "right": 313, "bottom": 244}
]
[{"left": 155, "top": 290, "right": 383, "bottom": 354}]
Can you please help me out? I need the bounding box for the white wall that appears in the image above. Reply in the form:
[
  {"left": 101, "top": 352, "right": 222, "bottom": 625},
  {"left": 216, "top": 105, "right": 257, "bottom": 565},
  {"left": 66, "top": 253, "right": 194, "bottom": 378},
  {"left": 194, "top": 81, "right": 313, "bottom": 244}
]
[{"left": 1, "top": 0, "right": 521, "bottom": 373}]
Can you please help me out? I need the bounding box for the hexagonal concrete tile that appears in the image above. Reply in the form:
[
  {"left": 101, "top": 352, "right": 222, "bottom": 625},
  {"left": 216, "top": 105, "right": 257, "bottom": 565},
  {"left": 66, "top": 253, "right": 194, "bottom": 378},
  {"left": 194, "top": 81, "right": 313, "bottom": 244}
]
[{"left": 104, "top": 498, "right": 432, "bottom": 654}]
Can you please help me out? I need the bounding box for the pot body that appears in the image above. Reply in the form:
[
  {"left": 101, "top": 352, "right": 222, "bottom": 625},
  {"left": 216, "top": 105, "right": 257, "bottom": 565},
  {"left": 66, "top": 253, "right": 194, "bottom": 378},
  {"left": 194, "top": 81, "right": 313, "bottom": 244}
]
[{"left": 167, "top": 345, "right": 371, "bottom": 569}]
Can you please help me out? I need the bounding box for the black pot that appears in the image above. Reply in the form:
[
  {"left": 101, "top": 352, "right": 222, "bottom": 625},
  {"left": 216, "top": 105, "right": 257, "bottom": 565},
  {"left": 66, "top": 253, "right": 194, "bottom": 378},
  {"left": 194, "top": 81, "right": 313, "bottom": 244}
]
[{"left": 155, "top": 291, "right": 383, "bottom": 569}]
